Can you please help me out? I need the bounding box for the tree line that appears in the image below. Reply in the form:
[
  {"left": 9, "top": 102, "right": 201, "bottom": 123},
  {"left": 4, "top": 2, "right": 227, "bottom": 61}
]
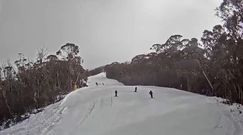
[
  {"left": 0, "top": 43, "right": 87, "bottom": 128},
  {"left": 105, "top": 0, "right": 243, "bottom": 104}
]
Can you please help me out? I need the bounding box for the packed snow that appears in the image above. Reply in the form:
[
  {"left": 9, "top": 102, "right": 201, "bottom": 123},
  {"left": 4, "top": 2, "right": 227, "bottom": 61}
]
[{"left": 1, "top": 72, "right": 243, "bottom": 135}]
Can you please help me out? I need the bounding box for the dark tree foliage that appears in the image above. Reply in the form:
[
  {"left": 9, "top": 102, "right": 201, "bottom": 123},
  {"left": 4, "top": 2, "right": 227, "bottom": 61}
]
[
  {"left": 202, "top": 0, "right": 243, "bottom": 103},
  {"left": 0, "top": 44, "right": 87, "bottom": 129},
  {"left": 87, "top": 66, "right": 105, "bottom": 77}
]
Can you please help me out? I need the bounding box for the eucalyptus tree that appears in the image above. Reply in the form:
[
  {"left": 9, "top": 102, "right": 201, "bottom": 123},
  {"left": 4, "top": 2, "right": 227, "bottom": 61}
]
[{"left": 201, "top": 0, "right": 243, "bottom": 103}]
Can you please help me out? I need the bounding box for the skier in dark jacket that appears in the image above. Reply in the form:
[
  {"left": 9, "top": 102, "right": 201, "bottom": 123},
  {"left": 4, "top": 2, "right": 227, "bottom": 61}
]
[
  {"left": 134, "top": 87, "right": 137, "bottom": 92},
  {"left": 149, "top": 90, "right": 153, "bottom": 98},
  {"left": 115, "top": 90, "right": 118, "bottom": 97}
]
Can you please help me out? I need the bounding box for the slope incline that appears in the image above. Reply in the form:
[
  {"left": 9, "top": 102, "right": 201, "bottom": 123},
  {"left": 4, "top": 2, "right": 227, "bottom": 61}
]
[{"left": 0, "top": 72, "right": 243, "bottom": 135}]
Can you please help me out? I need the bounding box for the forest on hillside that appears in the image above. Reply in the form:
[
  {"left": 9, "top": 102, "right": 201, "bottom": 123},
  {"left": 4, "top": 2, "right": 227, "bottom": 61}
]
[
  {"left": 105, "top": 0, "right": 243, "bottom": 104},
  {"left": 0, "top": 43, "right": 87, "bottom": 128}
]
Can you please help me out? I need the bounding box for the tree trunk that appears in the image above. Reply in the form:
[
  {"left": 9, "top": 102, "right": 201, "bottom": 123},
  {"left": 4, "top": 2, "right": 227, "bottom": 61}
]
[
  {"left": 195, "top": 59, "right": 214, "bottom": 93},
  {"left": 2, "top": 89, "right": 13, "bottom": 118},
  {"left": 186, "top": 75, "right": 191, "bottom": 91}
]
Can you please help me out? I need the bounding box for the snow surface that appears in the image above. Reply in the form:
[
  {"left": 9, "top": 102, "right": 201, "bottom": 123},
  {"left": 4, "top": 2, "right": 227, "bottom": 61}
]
[{"left": 1, "top": 72, "right": 243, "bottom": 135}]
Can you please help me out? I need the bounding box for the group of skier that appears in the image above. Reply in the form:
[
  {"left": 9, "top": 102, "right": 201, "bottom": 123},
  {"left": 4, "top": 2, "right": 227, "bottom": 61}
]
[
  {"left": 115, "top": 87, "right": 154, "bottom": 99},
  {"left": 96, "top": 82, "right": 104, "bottom": 86}
]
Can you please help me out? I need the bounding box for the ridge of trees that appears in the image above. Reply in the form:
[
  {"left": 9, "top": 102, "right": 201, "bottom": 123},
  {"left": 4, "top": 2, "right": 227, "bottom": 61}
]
[
  {"left": 105, "top": 0, "right": 243, "bottom": 104},
  {"left": 0, "top": 43, "right": 87, "bottom": 129}
]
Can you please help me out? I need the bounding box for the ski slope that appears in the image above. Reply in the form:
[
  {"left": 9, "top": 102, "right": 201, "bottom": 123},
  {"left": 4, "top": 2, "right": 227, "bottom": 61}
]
[{"left": 1, "top": 73, "right": 243, "bottom": 135}]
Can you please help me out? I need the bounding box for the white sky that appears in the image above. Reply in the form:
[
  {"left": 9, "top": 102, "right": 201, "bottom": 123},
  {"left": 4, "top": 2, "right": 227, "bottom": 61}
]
[{"left": 0, "top": 0, "right": 222, "bottom": 69}]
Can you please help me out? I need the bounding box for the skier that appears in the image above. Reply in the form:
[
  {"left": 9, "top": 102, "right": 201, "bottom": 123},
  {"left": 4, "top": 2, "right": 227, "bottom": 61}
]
[
  {"left": 96, "top": 82, "right": 98, "bottom": 86},
  {"left": 115, "top": 90, "right": 118, "bottom": 97},
  {"left": 134, "top": 87, "right": 137, "bottom": 92},
  {"left": 149, "top": 90, "right": 153, "bottom": 99}
]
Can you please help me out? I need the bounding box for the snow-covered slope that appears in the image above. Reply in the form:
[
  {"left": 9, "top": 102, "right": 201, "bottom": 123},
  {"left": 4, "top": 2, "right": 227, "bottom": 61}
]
[{"left": 1, "top": 72, "right": 243, "bottom": 135}]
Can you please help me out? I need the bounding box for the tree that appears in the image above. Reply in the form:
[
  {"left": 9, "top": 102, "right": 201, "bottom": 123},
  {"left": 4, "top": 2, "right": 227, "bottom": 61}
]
[
  {"left": 200, "top": 0, "right": 243, "bottom": 103},
  {"left": 152, "top": 35, "right": 185, "bottom": 54},
  {"left": 0, "top": 67, "right": 2, "bottom": 81},
  {"left": 14, "top": 53, "right": 28, "bottom": 73},
  {"left": 36, "top": 48, "right": 47, "bottom": 64},
  {"left": 217, "top": 0, "right": 243, "bottom": 40},
  {"left": 46, "top": 55, "right": 58, "bottom": 62},
  {"left": 56, "top": 43, "right": 85, "bottom": 91},
  {"left": 56, "top": 43, "right": 79, "bottom": 61}
]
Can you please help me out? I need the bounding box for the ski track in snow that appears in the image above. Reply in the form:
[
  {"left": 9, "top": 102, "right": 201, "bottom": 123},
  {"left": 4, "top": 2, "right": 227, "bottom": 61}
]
[
  {"left": 221, "top": 108, "right": 242, "bottom": 135},
  {"left": 77, "top": 100, "right": 97, "bottom": 126},
  {"left": 0, "top": 72, "right": 243, "bottom": 135}
]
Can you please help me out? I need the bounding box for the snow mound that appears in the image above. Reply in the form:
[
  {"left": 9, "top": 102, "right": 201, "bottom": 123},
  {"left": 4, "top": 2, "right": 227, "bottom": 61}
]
[
  {"left": 87, "top": 72, "right": 123, "bottom": 87},
  {"left": 1, "top": 72, "right": 243, "bottom": 135}
]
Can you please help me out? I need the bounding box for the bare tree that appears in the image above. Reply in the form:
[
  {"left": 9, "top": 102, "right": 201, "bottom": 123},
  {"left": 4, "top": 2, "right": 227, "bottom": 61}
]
[{"left": 37, "top": 48, "right": 47, "bottom": 64}]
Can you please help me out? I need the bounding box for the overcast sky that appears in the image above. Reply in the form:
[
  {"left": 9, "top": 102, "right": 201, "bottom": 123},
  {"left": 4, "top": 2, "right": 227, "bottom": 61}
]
[{"left": 0, "top": 0, "right": 221, "bottom": 69}]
